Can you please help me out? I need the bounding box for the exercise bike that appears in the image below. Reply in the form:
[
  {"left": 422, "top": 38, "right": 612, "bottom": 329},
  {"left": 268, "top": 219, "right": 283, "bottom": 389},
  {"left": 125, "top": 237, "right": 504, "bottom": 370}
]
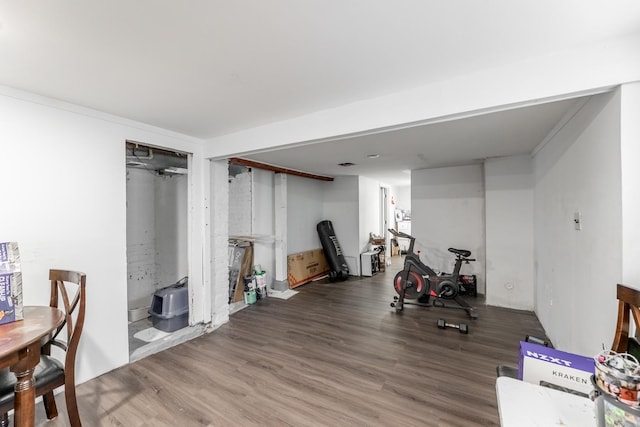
[{"left": 389, "top": 229, "right": 478, "bottom": 319}]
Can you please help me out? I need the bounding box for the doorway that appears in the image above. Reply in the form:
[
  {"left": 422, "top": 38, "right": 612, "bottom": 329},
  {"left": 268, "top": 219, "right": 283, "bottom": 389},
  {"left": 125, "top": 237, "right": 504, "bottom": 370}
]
[{"left": 125, "top": 141, "right": 192, "bottom": 361}]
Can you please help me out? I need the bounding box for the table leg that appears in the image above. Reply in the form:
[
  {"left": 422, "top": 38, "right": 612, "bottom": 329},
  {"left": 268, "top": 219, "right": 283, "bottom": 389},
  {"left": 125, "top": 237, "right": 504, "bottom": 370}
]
[{"left": 10, "top": 342, "right": 40, "bottom": 427}]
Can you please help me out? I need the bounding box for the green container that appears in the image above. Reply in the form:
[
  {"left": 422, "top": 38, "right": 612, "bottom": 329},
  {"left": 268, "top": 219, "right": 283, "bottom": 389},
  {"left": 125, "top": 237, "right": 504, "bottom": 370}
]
[{"left": 244, "top": 290, "right": 257, "bottom": 304}]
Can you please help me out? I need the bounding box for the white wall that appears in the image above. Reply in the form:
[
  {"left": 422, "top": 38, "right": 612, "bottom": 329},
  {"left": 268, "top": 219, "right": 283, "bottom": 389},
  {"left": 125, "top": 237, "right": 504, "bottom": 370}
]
[
  {"left": 287, "top": 175, "right": 326, "bottom": 255},
  {"left": 322, "top": 176, "right": 360, "bottom": 274},
  {"left": 485, "top": 156, "right": 534, "bottom": 309},
  {"left": 411, "top": 165, "right": 485, "bottom": 292},
  {"left": 252, "top": 174, "right": 384, "bottom": 278},
  {"left": 621, "top": 82, "right": 640, "bottom": 285},
  {"left": 358, "top": 176, "right": 380, "bottom": 254},
  {"left": 533, "top": 91, "right": 622, "bottom": 355},
  {"left": 0, "top": 87, "right": 206, "bottom": 384},
  {"left": 392, "top": 185, "right": 411, "bottom": 213}
]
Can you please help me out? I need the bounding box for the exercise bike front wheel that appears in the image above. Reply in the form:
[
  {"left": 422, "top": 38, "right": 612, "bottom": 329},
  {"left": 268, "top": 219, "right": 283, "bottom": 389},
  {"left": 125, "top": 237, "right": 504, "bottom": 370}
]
[{"left": 393, "top": 270, "right": 427, "bottom": 300}]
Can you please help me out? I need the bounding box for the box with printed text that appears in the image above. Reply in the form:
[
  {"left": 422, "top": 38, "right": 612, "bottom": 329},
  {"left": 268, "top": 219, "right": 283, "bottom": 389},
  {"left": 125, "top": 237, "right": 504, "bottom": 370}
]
[
  {"left": 0, "top": 242, "right": 24, "bottom": 325},
  {"left": 518, "top": 340, "right": 595, "bottom": 396},
  {"left": 287, "top": 248, "right": 330, "bottom": 288}
]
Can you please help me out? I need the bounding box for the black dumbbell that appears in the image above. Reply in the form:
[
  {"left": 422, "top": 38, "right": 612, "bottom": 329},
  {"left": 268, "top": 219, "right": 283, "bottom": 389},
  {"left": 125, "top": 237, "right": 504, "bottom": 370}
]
[{"left": 437, "top": 318, "right": 469, "bottom": 334}]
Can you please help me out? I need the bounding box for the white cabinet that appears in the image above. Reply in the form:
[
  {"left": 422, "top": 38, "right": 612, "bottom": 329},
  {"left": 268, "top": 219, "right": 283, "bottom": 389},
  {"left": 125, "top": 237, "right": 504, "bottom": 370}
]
[{"left": 361, "top": 251, "right": 379, "bottom": 276}]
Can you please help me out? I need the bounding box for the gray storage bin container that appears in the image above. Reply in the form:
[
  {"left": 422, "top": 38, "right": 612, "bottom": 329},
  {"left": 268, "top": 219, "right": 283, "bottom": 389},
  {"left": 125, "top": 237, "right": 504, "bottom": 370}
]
[{"left": 149, "top": 281, "right": 189, "bottom": 332}]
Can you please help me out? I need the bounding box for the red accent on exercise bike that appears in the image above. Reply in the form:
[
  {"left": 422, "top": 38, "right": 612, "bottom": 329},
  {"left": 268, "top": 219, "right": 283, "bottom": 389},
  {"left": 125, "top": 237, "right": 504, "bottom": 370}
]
[
  {"left": 393, "top": 270, "right": 426, "bottom": 300},
  {"left": 388, "top": 228, "right": 478, "bottom": 320}
]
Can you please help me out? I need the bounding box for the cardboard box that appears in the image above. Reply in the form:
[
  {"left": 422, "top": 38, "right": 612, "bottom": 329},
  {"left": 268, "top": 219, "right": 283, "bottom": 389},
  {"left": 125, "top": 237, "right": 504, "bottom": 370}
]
[
  {"left": 518, "top": 341, "right": 594, "bottom": 396},
  {"left": 0, "top": 242, "right": 24, "bottom": 325},
  {"left": 287, "top": 248, "right": 330, "bottom": 288}
]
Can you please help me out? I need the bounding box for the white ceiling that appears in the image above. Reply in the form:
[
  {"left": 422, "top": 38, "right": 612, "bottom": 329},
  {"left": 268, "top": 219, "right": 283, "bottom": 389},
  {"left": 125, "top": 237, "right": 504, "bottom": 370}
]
[
  {"left": 242, "top": 97, "right": 584, "bottom": 186},
  {"left": 2, "top": 1, "right": 640, "bottom": 185}
]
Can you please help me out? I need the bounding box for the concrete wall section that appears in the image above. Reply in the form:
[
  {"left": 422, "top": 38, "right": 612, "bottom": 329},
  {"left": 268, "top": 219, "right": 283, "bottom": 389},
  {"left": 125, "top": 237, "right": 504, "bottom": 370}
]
[
  {"left": 252, "top": 168, "right": 275, "bottom": 284},
  {"left": 411, "top": 165, "right": 485, "bottom": 293},
  {"left": 126, "top": 170, "right": 188, "bottom": 307},
  {"left": 210, "top": 159, "right": 230, "bottom": 326},
  {"left": 484, "top": 156, "right": 534, "bottom": 309},
  {"left": 533, "top": 91, "right": 622, "bottom": 355},
  {"left": 155, "top": 174, "right": 189, "bottom": 288},
  {"left": 126, "top": 168, "right": 157, "bottom": 307}
]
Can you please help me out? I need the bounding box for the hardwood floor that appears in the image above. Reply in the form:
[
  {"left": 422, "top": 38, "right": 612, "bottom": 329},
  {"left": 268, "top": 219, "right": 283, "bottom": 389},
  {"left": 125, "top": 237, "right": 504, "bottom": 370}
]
[{"left": 28, "top": 257, "right": 547, "bottom": 426}]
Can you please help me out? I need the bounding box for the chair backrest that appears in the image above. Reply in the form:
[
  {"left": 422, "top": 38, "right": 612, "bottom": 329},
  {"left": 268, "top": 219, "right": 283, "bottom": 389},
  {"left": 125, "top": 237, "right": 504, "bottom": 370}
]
[
  {"left": 611, "top": 284, "right": 640, "bottom": 356},
  {"left": 43, "top": 270, "right": 87, "bottom": 369}
]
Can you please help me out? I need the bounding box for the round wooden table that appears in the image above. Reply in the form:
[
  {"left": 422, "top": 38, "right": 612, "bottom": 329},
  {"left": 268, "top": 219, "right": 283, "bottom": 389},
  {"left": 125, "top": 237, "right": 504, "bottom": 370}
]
[{"left": 0, "top": 306, "right": 65, "bottom": 427}]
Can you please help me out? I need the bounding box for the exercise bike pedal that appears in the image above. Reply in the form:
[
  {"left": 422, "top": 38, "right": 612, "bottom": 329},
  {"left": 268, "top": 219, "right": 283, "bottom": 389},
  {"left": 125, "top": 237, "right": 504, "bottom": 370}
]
[{"left": 437, "top": 318, "right": 469, "bottom": 334}]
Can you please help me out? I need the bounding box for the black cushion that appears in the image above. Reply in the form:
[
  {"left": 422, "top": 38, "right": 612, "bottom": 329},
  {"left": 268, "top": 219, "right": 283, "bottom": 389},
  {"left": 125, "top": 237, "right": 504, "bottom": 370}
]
[{"left": 0, "top": 356, "right": 64, "bottom": 408}]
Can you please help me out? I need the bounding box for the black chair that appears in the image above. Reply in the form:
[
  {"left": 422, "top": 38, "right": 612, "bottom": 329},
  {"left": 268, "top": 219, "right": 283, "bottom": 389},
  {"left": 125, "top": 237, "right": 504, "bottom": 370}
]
[{"left": 0, "top": 269, "right": 86, "bottom": 426}]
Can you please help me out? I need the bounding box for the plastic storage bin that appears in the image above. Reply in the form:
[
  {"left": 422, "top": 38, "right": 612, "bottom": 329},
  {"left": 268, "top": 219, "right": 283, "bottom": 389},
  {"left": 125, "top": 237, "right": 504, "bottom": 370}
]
[{"left": 149, "top": 283, "right": 189, "bottom": 332}]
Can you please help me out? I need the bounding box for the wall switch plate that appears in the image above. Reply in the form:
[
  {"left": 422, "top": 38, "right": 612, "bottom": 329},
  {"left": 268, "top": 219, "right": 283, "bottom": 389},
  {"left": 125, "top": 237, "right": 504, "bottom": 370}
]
[{"left": 574, "top": 211, "right": 582, "bottom": 230}]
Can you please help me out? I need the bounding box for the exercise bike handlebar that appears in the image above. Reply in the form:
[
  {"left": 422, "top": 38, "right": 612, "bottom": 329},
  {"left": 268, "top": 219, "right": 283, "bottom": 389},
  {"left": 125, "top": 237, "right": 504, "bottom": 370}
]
[{"left": 388, "top": 228, "right": 413, "bottom": 240}]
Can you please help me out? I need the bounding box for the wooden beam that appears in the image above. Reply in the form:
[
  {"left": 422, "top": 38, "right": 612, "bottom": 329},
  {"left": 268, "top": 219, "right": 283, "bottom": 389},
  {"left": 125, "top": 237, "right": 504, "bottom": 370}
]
[{"left": 229, "top": 157, "right": 334, "bottom": 181}]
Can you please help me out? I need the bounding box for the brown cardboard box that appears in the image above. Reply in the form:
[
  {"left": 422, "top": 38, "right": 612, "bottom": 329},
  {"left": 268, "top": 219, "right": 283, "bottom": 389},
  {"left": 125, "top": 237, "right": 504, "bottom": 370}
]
[{"left": 287, "top": 248, "right": 330, "bottom": 288}]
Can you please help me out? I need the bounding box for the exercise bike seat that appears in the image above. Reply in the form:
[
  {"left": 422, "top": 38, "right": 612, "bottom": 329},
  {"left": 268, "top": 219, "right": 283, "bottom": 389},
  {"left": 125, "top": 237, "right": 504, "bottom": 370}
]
[{"left": 448, "top": 247, "right": 471, "bottom": 258}]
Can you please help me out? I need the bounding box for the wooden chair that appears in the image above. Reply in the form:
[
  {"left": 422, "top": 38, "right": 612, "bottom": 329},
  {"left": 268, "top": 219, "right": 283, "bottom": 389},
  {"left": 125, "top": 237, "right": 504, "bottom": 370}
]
[
  {"left": 611, "top": 283, "right": 640, "bottom": 358},
  {"left": 0, "top": 270, "right": 86, "bottom": 427}
]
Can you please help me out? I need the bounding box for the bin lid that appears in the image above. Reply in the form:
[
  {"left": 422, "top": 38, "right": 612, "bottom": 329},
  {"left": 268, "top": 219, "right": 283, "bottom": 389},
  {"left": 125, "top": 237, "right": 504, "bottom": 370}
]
[{"left": 148, "top": 283, "right": 189, "bottom": 318}]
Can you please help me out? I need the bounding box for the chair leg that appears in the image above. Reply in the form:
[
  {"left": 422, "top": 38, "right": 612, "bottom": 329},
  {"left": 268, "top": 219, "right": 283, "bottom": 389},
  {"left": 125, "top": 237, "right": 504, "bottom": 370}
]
[
  {"left": 0, "top": 413, "right": 8, "bottom": 427},
  {"left": 65, "top": 378, "right": 82, "bottom": 427},
  {"left": 43, "top": 390, "right": 59, "bottom": 420}
]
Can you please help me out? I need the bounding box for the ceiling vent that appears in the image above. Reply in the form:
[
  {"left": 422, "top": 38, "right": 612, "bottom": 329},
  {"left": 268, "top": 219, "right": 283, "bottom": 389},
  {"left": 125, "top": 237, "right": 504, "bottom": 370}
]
[{"left": 338, "top": 162, "right": 355, "bottom": 167}]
